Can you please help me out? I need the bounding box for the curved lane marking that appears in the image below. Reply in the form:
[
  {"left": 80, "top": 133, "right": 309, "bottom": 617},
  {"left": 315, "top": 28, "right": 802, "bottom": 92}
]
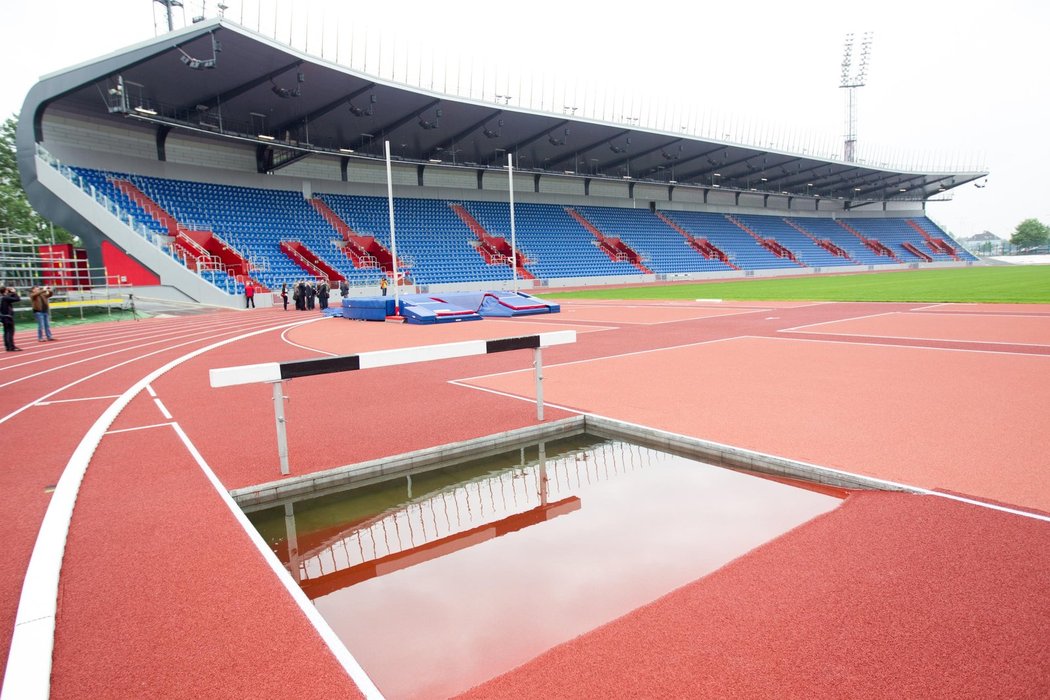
[{"left": 1, "top": 316, "right": 381, "bottom": 700}]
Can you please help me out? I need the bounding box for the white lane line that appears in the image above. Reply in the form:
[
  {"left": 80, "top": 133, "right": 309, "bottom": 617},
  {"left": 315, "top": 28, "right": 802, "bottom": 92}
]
[
  {"left": 560, "top": 307, "right": 766, "bottom": 325},
  {"left": 168, "top": 422, "right": 384, "bottom": 699},
  {"left": 454, "top": 335, "right": 742, "bottom": 383},
  {"left": 0, "top": 319, "right": 305, "bottom": 427},
  {"left": 781, "top": 328, "right": 1050, "bottom": 348},
  {"left": 0, "top": 315, "right": 269, "bottom": 373},
  {"left": 105, "top": 422, "right": 174, "bottom": 435},
  {"left": 758, "top": 333, "right": 1050, "bottom": 358},
  {"left": 280, "top": 318, "right": 336, "bottom": 356},
  {"left": 0, "top": 316, "right": 320, "bottom": 700},
  {"left": 0, "top": 314, "right": 289, "bottom": 384},
  {"left": 35, "top": 395, "right": 122, "bottom": 406},
  {"left": 153, "top": 398, "right": 173, "bottom": 420},
  {"left": 145, "top": 384, "right": 157, "bottom": 398},
  {"left": 778, "top": 310, "right": 899, "bottom": 333}
]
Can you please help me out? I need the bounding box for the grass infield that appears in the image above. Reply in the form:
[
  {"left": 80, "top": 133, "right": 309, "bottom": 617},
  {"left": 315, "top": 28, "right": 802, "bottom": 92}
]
[{"left": 547, "top": 266, "right": 1050, "bottom": 304}]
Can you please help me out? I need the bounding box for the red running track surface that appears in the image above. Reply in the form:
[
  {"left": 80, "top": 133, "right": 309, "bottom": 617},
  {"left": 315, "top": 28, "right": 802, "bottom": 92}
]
[
  {"left": 2, "top": 300, "right": 1049, "bottom": 698},
  {"left": 459, "top": 492, "right": 1050, "bottom": 699}
]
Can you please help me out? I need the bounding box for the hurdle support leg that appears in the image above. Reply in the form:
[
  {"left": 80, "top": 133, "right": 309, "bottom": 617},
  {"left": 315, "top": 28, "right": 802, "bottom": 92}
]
[
  {"left": 534, "top": 347, "right": 544, "bottom": 421},
  {"left": 271, "top": 380, "right": 291, "bottom": 475}
]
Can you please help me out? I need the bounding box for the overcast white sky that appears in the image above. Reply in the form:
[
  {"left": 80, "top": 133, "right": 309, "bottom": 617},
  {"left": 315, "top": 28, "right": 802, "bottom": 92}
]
[{"left": 3, "top": 0, "right": 1048, "bottom": 238}]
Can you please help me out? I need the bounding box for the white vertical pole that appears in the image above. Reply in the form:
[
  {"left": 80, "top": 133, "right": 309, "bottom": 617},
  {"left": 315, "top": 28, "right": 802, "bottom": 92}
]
[
  {"left": 272, "top": 381, "right": 290, "bottom": 475},
  {"left": 534, "top": 347, "right": 544, "bottom": 421},
  {"left": 508, "top": 153, "right": 518, "bottom": 293},
  {"left": 385, "top": 141, "right": 400, "bottom": 313}
]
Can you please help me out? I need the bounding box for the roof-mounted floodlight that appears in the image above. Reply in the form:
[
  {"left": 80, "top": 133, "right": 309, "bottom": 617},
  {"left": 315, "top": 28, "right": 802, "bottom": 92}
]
[
  {"left": 419, "top": 107, "right": 443, "bottom": 130},
  {"left": 349, "top": 94, "right": 376, "bottom": 117}
]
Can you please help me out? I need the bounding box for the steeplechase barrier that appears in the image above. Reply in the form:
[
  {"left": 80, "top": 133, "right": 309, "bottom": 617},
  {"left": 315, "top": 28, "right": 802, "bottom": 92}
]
[{"left": 210, "top": 331, "right": 576, "bottom": 475}]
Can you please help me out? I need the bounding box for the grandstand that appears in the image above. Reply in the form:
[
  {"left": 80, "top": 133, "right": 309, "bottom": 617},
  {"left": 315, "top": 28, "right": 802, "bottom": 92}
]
[
  {"left": 16, "top": 19, "right": 983, "bottom": 307},
  {"left": 14, "top": 17, "right": 1050, "bottom": 700}
]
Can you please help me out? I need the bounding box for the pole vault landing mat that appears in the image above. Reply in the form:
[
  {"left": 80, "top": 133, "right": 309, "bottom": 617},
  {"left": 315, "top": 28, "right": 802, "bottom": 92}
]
[
  {"left": 475, "top": 291, "right": 560, "bottom": 317},
  {"left": 411, "top": 291, "right": 560, "bottom": 318},
  {"left": 398, "top": 294, "right": 482, "bottom": 324},
  {"left": 341, "top": 297, "right": 394, "bottom": 321}
]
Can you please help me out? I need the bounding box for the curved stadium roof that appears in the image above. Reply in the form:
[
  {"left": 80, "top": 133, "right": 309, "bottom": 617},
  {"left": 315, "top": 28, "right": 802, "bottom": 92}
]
[{"left": 19, "top": 19, "right": 987, "bottom": 206}]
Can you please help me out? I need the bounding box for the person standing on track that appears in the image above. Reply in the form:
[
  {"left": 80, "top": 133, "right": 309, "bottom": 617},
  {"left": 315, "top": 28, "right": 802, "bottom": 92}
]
[
  {"left": 317, "top": 280, "right": 330, "bottom": 311},
  {"left": 295, "top": 280, "right": 306, "bottom": 310},
  {"left": 1, "top": 286, "right": 22, "bottom": 352},
  {"left": 244, "top": 281, "right": 256, "bottom": 308},
  {"left": 280, "top": 283, "right": 289, "bottom": 311},
  {"left": 30, "top": 285, "right": 56, "bottom": 342},
  {"left": 306, "top": 281, "right": 316, "bottom": 310}
]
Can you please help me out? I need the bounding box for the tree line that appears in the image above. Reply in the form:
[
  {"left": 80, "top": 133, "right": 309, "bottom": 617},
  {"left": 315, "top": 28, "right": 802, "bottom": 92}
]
[
  {"left": 1, "top": 115, "right": 75, "bottom": 244},
  {"left": 1010, "top": 218, "right": 1050, "bottom": 250}
]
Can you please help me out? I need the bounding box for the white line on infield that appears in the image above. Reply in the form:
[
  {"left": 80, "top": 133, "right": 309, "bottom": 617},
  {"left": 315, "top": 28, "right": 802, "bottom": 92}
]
[{"left": 153, "top": 398, "right": 173, "bottom": 420}]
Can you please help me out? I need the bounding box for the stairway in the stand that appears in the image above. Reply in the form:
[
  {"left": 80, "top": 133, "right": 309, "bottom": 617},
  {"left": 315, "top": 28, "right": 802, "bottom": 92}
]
[
  {"left": 110, "top": 178, "right": 262, "bottom": 288},
  {"left": 783, "top": 219, "right": 857, "bottom": 263},
  {"left": 836, "top": 220, "right": 902, "bottom": 263},
  {"left": 655, "top": 211, "right": 739, "bottom": 269},
  {"left": 310, "top": 197, "right": 406, "bottom": 280},
  {"left": 448, "top": 203, "right": 535, "bottom": 280},
  {"left": 725, "top": 214, "right": 805, "bottom": 267},
  {"left": 907, "top": 219, "right": 960, "bottom": 260},
  {"left": 279, "top": 241, "right": 346, "bottom": 281},
  {"left": 565, "top": 208, "right": 653, "bottom": 274}
]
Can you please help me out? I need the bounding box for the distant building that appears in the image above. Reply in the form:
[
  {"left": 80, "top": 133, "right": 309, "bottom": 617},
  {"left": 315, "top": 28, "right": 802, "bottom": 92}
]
[{"left": 960, "top": 231, "right": 1008, "bottom": 256}]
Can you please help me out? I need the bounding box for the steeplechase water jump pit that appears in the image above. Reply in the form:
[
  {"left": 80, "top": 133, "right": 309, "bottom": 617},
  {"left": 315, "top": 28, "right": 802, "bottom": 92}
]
[{"left": 238, "top": 421, "right": 855, "bottom": 699}]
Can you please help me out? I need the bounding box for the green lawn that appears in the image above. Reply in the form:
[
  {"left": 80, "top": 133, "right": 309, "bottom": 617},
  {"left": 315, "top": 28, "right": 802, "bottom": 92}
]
[
  {"left": 15, "top": 304, "right": 147, "bottom": 329},
  {"left": 546, "top": 266, "right": 1050, "bottom": 304}
]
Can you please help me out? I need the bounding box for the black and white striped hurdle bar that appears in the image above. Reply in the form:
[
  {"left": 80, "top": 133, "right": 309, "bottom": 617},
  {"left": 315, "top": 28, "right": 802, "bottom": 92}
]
[
  {"left": 209, "top": 331, "right": 575, "bottom": 386},
  {"left": 209, "top": 331, "right": 576, "bottom": 475}
]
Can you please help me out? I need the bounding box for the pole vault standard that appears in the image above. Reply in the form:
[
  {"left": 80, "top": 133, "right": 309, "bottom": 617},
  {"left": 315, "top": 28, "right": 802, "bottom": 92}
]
[
  {"left": 209, "top": 331, "right": 575, "bottom": 475},
  {"left": 508, "top": 153, "right": 518, "bottom": 294},
  {"left": 385, "top": 140, "right": 400, "bottom": 312}
]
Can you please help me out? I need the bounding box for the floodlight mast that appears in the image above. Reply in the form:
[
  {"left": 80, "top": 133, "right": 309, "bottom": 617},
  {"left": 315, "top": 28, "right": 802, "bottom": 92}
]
[
  {"left": 839, "top": 31, "right": 873, "bottom": 163},
  {"left": 154, "top": 0, "right": 184, "bottom": 32}
]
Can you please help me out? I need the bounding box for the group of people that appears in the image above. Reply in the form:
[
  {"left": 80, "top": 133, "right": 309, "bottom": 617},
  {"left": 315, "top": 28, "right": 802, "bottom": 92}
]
[
  {"left": 1, "top": 284, "right": 57, "bottom": 352},
  {"left": 279, "top": 280, "right": 332, "bottom": 311},
  {"left": 276, "top": 277, "right": 387, "bottom": 311}
]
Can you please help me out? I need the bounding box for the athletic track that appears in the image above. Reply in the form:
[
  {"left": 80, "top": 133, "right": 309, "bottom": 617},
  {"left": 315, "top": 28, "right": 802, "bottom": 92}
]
[{"left": 1, "top": 299, "right": 1048, "bottom": 698}]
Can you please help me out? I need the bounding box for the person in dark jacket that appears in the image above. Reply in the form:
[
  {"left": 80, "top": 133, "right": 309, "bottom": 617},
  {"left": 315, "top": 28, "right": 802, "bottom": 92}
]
[
  {"left": 317, "top": 281, "right": 330, "bottom": 310},
  {"left": 295, "top": 280, "right": 307, "bottom": 310},
  {"left": 306, "top": 282, "right": 316, "bottom": 310},
  {"left": 1, "top": 286, "right": 22, "bottom": 351},
  {"left": 280, "top": 283, "right": 289, "bottom": 311}
]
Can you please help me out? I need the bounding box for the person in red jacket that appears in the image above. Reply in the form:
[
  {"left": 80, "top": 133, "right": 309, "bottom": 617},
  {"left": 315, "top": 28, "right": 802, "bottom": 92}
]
[{"left": 244, "top": 281, "right": 256, "bottom": 308}]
